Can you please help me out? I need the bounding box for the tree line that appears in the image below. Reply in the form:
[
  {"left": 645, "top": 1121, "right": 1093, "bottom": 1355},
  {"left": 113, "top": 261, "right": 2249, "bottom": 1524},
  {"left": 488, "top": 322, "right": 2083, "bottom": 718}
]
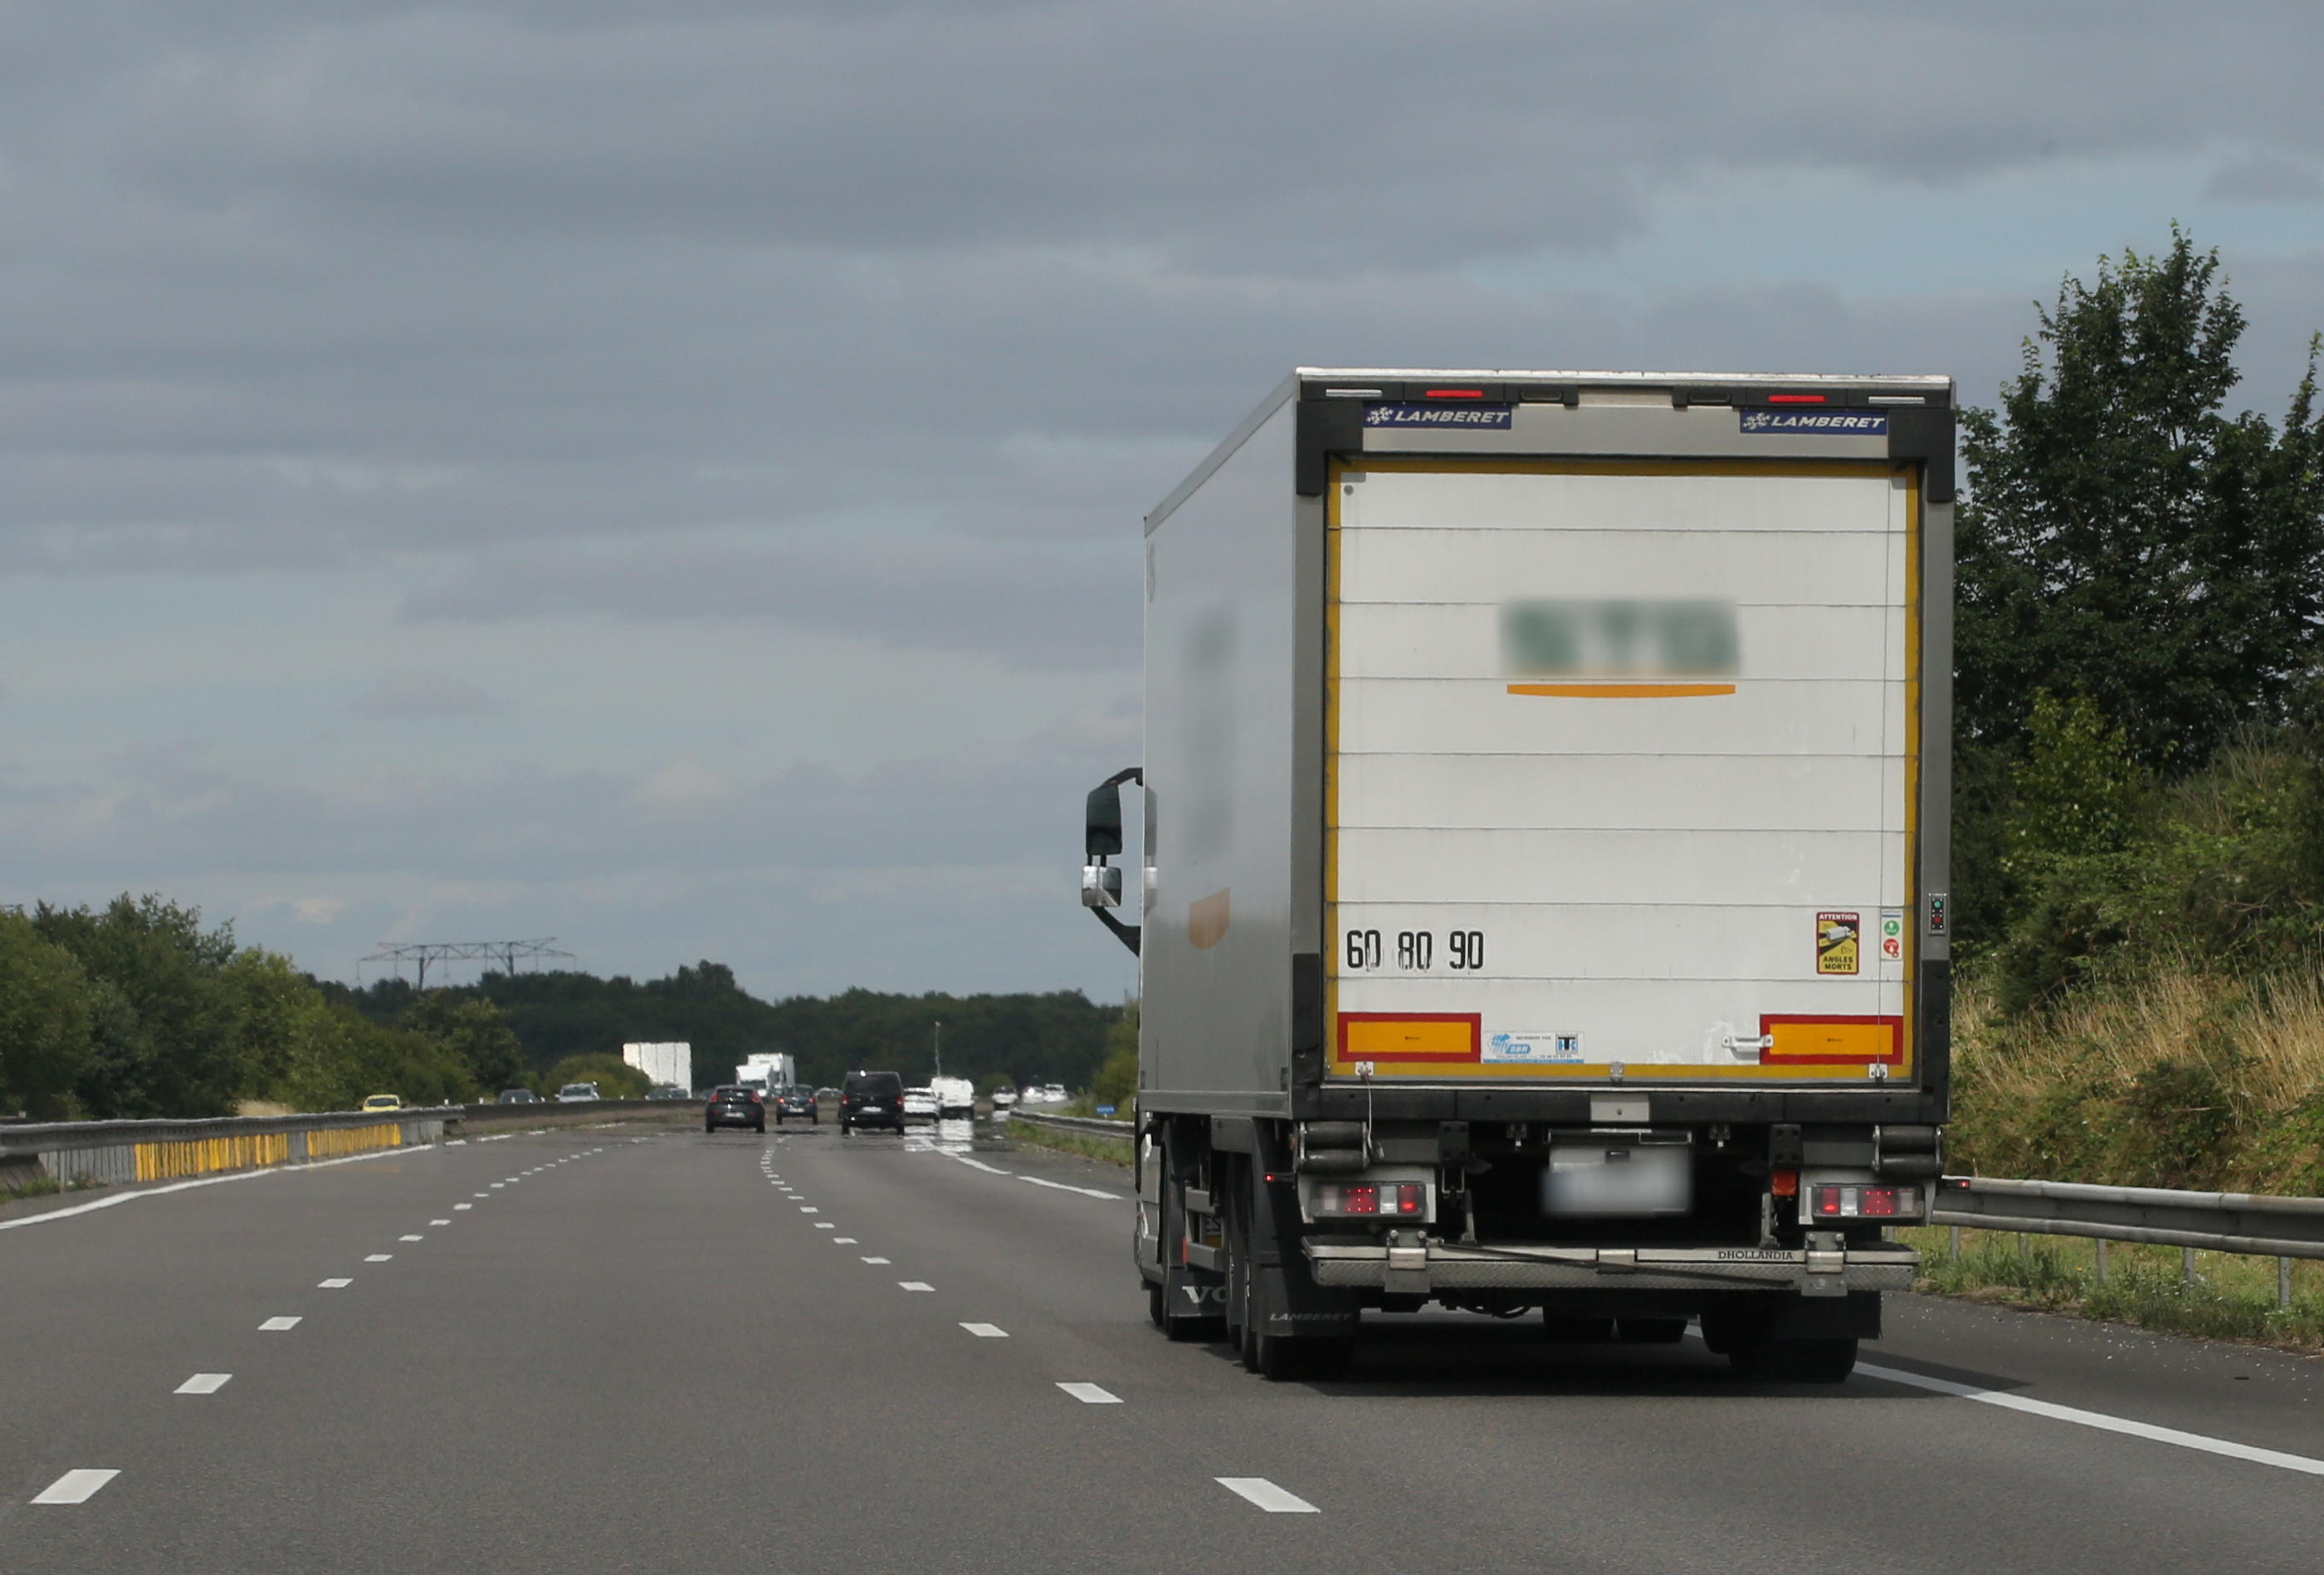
[{"left": 0, "top": 897, "right": 1125, "bottom": 1119}]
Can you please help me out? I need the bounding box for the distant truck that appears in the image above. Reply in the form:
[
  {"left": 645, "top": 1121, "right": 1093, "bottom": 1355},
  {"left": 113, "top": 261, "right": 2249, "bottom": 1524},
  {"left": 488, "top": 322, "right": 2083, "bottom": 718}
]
[
  {"left": 1081, "top": 368, "right": 1953, "bottom": 1382},
  {"left": 622, "top": 1041, "right": 691, "bottom": 1093},
  {"left": 736, "top": 1053, "right": 797, "bottom": 1093},
  {"left": 931, "top": 1076, "right": 977, "bottom": 1118}
]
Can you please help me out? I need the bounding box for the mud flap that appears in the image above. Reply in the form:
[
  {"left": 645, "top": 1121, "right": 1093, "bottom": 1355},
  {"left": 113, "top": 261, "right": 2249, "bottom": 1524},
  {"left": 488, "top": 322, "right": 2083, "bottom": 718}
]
[{"left": 1249, "top": 1123, "right": 1358, "bottom": 1341}]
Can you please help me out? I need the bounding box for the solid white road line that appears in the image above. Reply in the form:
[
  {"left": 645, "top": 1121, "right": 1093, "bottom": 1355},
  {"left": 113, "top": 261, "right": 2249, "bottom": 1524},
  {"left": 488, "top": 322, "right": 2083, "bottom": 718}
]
[
  {"left": 862, "top": 1257, "right": 891, "bottom": 1264},
  {"left": 900, "top": 1281, "right": 935, "bottom": 1292},
  {"left": 175, "top": 1373, "right": 232, "bottom": 1395},
  {"left": 364, "top": 1254, "right": 393, "bottom": 1263},
  {"left": 1217, "top": 1477, "right": 1317, "bottom": 1514},
  {"left": 318, "top": 1278, "right": 353, "bottom": 1289},
  {"left": 0, "top": 1142, "right": 435, "bottom": 1234},
  {"left": 259, "top": 1317, "right": 300, "bottom": 1332},
  {"left": 32, "top": 1470, "right": 119, "bottom": 1504},
  {"left": 1856, "top": 1362, "right": 2324, "bottom": 1478},
  {"left": 1019, "top": 1176, "right": 1122, "bottom": 1201},
  {"left": 1057, "top": 1383, "right": 1121, "bottom": 1405},
  {"left": 961, "top": 1323, "right": 1009, "bottom": 1338}
]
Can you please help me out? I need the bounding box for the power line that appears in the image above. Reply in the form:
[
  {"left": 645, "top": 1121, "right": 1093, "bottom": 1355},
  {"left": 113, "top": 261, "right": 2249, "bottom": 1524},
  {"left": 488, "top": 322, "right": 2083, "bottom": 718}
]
[{"left": 360, "top": 937, "right": 575, "bottom": 990}]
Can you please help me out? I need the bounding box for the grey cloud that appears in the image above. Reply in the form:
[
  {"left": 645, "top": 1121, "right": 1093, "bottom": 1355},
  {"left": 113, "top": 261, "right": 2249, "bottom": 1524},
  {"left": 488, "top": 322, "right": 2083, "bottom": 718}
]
[
  {"left": 349, "top": 672, "right": 505, "bottom": 717},
  {"left": 2204, "top": 155, "right": 2324, "bottom": 203},
  {"left": 397, "top": 531, "right": 1140, "bottom": 672}
]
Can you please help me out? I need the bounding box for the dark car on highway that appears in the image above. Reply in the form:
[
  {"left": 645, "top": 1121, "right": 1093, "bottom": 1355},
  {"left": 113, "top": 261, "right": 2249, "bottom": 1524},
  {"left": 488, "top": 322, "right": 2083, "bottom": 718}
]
[
  {"left": 839, "top": 1070, "right": 905, "bottom": 1137},
  {"left": 774, "top": 1085, "right": 819, "bottom": 1125},
  {"left": 705, "top": 1084, "right": 765, "bottom": 1134}
]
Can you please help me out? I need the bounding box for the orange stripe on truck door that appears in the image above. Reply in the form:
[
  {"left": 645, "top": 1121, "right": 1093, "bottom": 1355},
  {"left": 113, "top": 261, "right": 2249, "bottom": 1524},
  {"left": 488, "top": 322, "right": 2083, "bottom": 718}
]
[{"left": 1335, "top": 1014, "right": 1481, "bottom": 1064}]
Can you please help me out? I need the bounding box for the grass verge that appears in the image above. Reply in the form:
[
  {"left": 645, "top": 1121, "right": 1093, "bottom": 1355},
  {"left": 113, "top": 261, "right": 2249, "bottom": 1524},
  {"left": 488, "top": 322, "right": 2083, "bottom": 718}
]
[
  {"left": 1, "top": 1174, "right": 62, "bottom": 1202},
  {"left": 1901, "top": 1225, "right": 2324, "bottom": 1351},
  {"left": 1006, "top": 1118, "right": 1132, "bottom": 1168}
]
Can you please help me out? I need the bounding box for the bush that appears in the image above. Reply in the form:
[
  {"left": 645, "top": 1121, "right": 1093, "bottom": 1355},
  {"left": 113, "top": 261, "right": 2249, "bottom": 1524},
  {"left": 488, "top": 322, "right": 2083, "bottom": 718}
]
[{"left": 544, "top": 1053, "right": 649, "bottom": 1099}]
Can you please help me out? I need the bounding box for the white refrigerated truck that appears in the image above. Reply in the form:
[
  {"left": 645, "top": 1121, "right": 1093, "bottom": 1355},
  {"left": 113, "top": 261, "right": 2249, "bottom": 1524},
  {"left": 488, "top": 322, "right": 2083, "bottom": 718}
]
[
  {"left": 622, "top": 1041, "right": 691, "bottom": 1093},
  {"left": 1081, "top": 368, "right": 1952, "bottom": 1381}
]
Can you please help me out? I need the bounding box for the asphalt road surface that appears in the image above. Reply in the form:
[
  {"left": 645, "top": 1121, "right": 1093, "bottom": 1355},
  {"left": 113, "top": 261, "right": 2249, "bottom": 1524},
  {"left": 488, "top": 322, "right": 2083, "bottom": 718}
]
[{"left": 2, "top": 1118, "right": 2320, "bottom": 1573}]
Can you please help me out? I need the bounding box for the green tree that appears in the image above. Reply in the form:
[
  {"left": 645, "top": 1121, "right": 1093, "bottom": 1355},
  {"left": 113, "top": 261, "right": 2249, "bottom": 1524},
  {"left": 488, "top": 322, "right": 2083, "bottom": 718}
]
[
  {"left": 545, "top": 1052, "right": 650, "bottom": 1099},
  {"left": 1089, "top": 1000, "right": 1138, "bottom": 1112},
  {"left": 2003, "top": 691, "right": 2142, "bottom": 879},
  {"left": 1956, "top": 229, "right": 2324, "bottom": 775},
  {"left": 404, "top": 994, "right": 527, "bottom": 1092},
  {"left": 0, "top": 912, "right": 94, "bottom": 1118},
  {"left": 35, "top": 895, "right": 245, "bottom": 1118}
]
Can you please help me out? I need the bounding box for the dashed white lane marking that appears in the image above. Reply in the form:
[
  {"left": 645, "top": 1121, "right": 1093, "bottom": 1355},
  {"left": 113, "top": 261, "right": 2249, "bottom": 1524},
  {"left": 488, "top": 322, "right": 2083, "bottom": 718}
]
[
  {"left": 961, "top": 1323, "right": 1008, "bottom": 1338},
  {"left": 1020, "top": 1175, "right": 1122, "bottom": 1201},
  {"left": 834, "top": 1237, "right": 858, "bottom": 1244},
  {"left": 899, "top": 1281, "right": 935, "bottom": 1292},
  {"left": 430, "top": 1218, "right": 452, "bottom": 1225},
  {"left": 398, "top": 1235, "right": 423, "bottom": 1242},
  {"left": 175, "top": 1373, "right": 232, "bottom": 1395},
  {"left": 259, "top": 1317, "right": 300, "bottom": 1332},
  {"left": 319, "top": 1278, "right": 353, "bottom": 1289},
  {"left": 454, "top": 1204, "right": 473, "bottom": 1211},
  {"left": 800, "top": 1207, "right": 820, "bottom": 1214},
  {"left": 364, "top": 1254, "right": 393, "bottom": 1263},
  {"left": 490, "top": 1184, "right": 505, "bottom": 1189},
  {"left": 862, "top": 1256, "right": 891, "bottom": 1264},
  {"left": 1058, "top": 1383, "right": 1120, "bottom": 1405},
  {"left": 1855, "top": 1362, "right": 2324, "bottom": 1478},
  {"left": 32, "top": 1470, "right": 119, "bottom": 1504},
  {"left": 1217, "top": 1477, "right": 1317, "bottom": 1514}
]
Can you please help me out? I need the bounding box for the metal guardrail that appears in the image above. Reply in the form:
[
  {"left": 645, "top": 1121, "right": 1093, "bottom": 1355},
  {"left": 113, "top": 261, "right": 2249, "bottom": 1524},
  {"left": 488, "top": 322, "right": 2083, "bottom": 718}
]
[
  {"left": 0, "top": 1098, "right": 686, "bottom": 1189},
  {"left": 1932, "top": 1176, "right": 2324, "bottom": 1260}
]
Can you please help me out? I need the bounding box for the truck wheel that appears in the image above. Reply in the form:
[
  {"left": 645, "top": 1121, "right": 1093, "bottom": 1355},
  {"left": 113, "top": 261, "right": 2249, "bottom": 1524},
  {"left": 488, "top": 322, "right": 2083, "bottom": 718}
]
[
  {"left": 704, "top": 1122, "right": 715, "bottom": 1134},
  {"left": 840, "top": 1123, "right": 852, "bottom": 1137},
  {"left": 1732, "top": 1337, "right": 1858, "bottom": 1383},
  {"left": 1616, "top": 1318, "right": 1687, "bottom": 1344},
  {"left": 1146, "top": 1279, "right": 1167, "bottom": 1329}
]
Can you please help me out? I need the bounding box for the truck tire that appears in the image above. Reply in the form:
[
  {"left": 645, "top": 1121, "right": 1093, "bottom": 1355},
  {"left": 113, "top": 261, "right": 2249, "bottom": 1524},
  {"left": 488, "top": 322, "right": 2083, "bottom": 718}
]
[{"left": 1146, "top": 1279, "right": 1167, "bottom": 1329}]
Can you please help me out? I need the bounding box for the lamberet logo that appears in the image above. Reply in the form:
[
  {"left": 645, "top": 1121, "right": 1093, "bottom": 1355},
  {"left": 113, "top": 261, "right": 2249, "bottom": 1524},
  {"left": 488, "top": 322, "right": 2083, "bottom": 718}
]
[
  {"left": 1739, "top": 408, "right": 1888, "bottom": 435},
  {"left": 1365, "top": 403, "right": 1513, "bottom": 428}
]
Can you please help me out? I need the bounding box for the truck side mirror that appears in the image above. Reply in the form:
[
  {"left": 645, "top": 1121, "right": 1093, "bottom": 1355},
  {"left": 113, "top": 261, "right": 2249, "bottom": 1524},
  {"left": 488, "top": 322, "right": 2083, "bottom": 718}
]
[
  {"left": 1079, "top": 766, "right": 1143, "bottom": 956},
  {"left": 1086, "top": 781, "right": 1124, "bottom": 858}
]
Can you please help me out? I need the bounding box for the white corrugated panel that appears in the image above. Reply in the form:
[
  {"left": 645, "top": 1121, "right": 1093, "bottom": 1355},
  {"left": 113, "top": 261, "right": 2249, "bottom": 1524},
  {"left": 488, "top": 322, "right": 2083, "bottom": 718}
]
[{"left": 1330, "top": 464, "right": 1915, "bottom": 1077}]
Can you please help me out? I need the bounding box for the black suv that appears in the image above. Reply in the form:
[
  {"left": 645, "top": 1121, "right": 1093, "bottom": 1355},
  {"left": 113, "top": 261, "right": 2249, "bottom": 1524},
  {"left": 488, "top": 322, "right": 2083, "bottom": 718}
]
[
  {"left": 839, "top": 1071, "right": 905, "bottom": 1137},
  {"left": 705, "top": 1085, "right": 765, "bottom": 1134},
  {"left": 774, "top": 1085, "right": 818, "bottom": 1125}
]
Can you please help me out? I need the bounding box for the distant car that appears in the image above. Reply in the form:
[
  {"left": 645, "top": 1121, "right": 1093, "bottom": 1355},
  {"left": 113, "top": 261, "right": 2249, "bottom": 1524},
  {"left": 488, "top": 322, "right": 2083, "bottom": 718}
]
[
  {"left": 814, "top": 1086, "right": 840, "bottom": 1104},
  {"left": 902, "top": 1086, "right": 939, "bottom": 1120},
  {"left": 1042, "top": 1083, "right": 1068, "bottom": 1104},
  {"left": 840, "top": 1070, "right": 906, "bottom": 1137},
  {"left": 990, "top": 1087, "right": 1018, "bottom": 1110},
  {"left": 360, "top": 1093, "right": 403, "bottom": 1113},
  {"left": 555, "top": 1082, "right": 601, "bottom": 1103},
  {"left": 646, "top": 1084, "right": 691, "bottom": 1100},
  {"left": 496, "top": 1088, "right": 541, "bottom": 1104},
  {"left": 774, "top": 1085, "right": 818, "bottom": 1125},
  {"left": 706, "top": 1084, "right": 764, "bottom": 1133}
]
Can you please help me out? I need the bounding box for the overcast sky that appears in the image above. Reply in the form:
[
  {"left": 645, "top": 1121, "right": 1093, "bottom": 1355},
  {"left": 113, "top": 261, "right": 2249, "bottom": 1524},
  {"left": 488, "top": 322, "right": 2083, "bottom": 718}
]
[{"left": 2, "top": 1, "right": 2320, "bottom": 1002}]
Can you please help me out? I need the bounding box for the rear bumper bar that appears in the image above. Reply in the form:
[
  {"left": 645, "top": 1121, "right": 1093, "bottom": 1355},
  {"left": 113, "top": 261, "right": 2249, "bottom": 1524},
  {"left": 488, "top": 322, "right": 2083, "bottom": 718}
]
[{"left": 1304, "top": 1240, "right": 1918, "bottom": 1295}]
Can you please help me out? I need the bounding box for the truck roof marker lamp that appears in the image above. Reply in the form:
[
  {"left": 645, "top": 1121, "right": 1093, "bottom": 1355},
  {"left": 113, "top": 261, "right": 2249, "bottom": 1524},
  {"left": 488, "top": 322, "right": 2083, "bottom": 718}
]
[{"left": 1080, "top": 765, "right": 1143, "bottom": 956}]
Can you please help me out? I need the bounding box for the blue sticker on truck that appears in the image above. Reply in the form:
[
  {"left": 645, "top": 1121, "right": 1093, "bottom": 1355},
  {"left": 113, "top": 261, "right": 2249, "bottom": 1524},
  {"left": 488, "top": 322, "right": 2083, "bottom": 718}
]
[
  {"left": 1739, "top": 408, "right": 1887, "bottom": 435},
  {"left": 1365, "top": 403, "right": 1513, "bottom": 428}
]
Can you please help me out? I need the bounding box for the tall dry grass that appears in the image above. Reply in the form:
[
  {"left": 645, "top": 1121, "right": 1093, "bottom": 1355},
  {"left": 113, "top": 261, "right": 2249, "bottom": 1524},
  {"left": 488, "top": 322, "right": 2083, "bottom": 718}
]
[{"left": 1949, "top": 960, "right": 2324, "bottom": 1194}]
